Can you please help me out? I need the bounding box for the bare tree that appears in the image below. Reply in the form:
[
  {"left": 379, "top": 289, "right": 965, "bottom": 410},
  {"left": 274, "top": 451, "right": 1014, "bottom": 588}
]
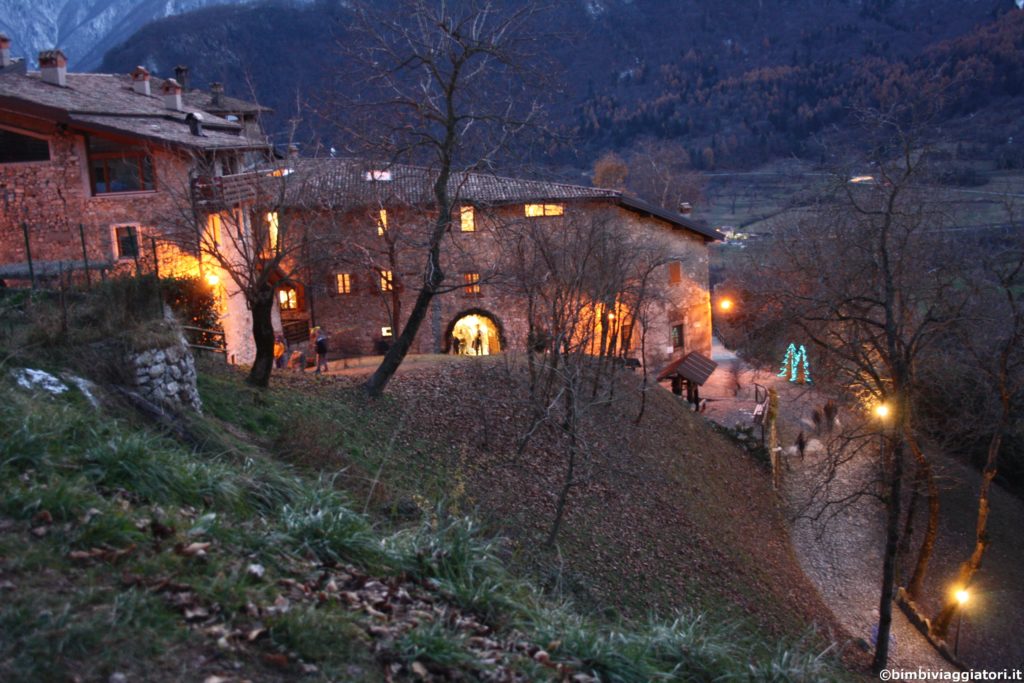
[
  {"left": 734, "top": 111, "right": 965, "bottom": 673},
  {"left": 498, "top": 208, "right": 667, "bottom": 545},
  {"left": 928, "top": 221, "right": 1024, "bottom": 638},
  {"left": 326, "top": 0, "right": 550, "bottom": 397}
]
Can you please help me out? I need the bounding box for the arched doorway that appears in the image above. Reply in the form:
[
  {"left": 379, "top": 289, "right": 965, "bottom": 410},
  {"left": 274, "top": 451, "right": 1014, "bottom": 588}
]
[{"left": 445, "top": 309, "right": 504, "bottom": 355}]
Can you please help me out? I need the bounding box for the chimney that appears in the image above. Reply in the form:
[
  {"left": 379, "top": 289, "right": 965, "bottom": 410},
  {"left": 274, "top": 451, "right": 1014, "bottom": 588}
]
[
  {"left": 186, "top": 112, "right": 205, "bottom": 136},
  {"left": 38, "top": 49, "right": 67, "bottom": 87},
  {"left": 173, "top": 64, "right": 189, "bottom": 90},
  {"left": 287, "top": 144, "right": 300, "bottom": 160},
  {"left": 209, "top": 82, "right": 224, "bottom": 108},
  {"left": 161, "top": 78, "right": 183, "bottom": 111},
  {"left": 678, "top": 202, "right": 693, "bottom": 215},
  {"left": 0, "top": 34, "right": 11, "bottom": 68},
  {"left": 130, "top": 65, "right": 151, "bottom": 96}
]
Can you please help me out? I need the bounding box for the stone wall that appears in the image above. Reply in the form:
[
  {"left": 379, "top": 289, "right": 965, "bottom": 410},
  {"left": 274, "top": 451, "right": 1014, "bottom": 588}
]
[
  {"left": 130, "top": 339, "right": 202, "bottom": 413},
  {"left": 297, "top": 201, "right": 714, "bottom": 365}
]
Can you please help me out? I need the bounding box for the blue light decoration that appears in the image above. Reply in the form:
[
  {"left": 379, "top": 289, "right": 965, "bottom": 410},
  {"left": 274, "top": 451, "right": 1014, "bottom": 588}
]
[{"left": 778, "top": 343, "right": 812, "bottom": 383}]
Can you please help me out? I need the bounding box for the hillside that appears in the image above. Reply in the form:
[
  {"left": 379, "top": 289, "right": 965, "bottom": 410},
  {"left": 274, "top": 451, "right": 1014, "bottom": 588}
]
[
  {"left": 94, "top": 0, "right": 1024, "bottom": 169},
  {"left": 0, "top": 288, "right": 858, "bottom": 680}
]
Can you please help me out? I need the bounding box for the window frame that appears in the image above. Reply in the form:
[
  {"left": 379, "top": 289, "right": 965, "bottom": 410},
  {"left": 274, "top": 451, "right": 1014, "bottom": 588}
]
[
  {"left": 668, "top": 261, "right": 682, "bottom": 284},
  {"left": 112, "top": 224, "right": 140, "bottom": 260},
  {"left": 379, "top": 269, "right": 394, "bottom": 292},
  {"left": 463, "top": 272, "right": 481, "bottom": 295},
  {"left": 0, "top": 124, "right": 52, "bottom": 165},
  {"left": 336, "top": 272, "right": 353, "bottom": 295},
  {"left": 278, "top": 286, "right": 299, "bottom": 311},
  {"left": 460, "top": 205, "right": 476, "bottom": 232},
  {"left": 670, "top": 323, "right": 685, "bottom": 350},
  {"left": 87, "top": 135, "right": 157, "bottom": 196},
  {"left": 524, "top": 203, "right": 564, "bottom": 218}
]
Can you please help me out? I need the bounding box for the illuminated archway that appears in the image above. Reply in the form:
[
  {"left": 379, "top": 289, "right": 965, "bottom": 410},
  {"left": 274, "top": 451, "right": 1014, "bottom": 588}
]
[{"left": 444, "top": 309, "right": 504, "bottom": 355}]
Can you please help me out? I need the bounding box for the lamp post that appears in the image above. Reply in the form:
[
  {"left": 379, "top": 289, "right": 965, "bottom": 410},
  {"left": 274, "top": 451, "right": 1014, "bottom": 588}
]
[{"left": 954, "top": 588, "right": 969, "bottom": 657}]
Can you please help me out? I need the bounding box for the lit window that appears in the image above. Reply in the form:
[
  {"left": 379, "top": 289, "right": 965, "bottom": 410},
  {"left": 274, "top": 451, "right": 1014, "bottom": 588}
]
[
  {"left": 381, "top": 326, "right": 393, "bottom": 337},
  {"left": 266, "top": 211, "right": 279, "bottom": 252},
  {"left": 460, "top": 205, "right": 475, "bottom": 232},
  {"left": 525, "top": 203, "right": 564, "bottom": 217},
  {"left": 668, "top": 261, "right": 682, "bottom": 284},
  {"left": 88, "top": 135, "right": 155, "bottom": 194},
  {"left": 336, "top": 272, "right": 352, "bottom": 294},
  {"left": 671, "top": 323, "right": 684, "bottom": 349},
  {"left": 278, "top": 287, "right": 298, "bottom": 310},
  {"left": 463, "top": 272, "right": 481, "bottom": 295},
  {"left": 114, "top": 225, "right": 139, "bottom": 259},
  {"left": 365, "top": 170, "right": 392, "bottom": 181},
  {"left": 377, "top": 208, "right": 388, "bottom": 236},
  {"left": 379, "top": 269, "right": 394, "bottom": 292},
  {"left": 0, "top": 127, "right": 50, "bottom": 163}
]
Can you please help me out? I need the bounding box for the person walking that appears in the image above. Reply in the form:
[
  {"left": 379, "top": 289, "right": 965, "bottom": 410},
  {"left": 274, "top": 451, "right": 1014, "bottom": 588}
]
[{"left": 314, "top": 327, "right": 329, "bottom": 374}]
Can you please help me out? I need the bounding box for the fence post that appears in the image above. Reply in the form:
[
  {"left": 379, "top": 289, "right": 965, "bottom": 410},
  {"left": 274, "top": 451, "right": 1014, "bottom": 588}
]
[
  {"left": 21, "top": 221, "right": 35, "bottom": 289},
  {"left": 78, "top": 223, "right": 91, "bottom": 289}
]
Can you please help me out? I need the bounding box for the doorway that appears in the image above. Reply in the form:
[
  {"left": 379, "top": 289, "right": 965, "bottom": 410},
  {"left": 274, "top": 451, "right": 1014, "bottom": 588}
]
[{"left": 446, "top": 310, "right": 503, "bottom": 356}]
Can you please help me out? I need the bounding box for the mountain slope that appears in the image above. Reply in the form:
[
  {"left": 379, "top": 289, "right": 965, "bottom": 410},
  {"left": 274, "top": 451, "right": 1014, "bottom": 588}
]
[
  {"left": 0, "top": 0, "right": 313, "bottom": 70},
  {"left": 95, "top": 0, "right": 1022, "bottom": 168}
]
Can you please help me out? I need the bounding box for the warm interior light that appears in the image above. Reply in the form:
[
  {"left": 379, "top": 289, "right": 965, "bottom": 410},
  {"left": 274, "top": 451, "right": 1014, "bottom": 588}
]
[
  {"left": 874, "top": 403, "right": 890, "bottom": 419},
  {"left": 956, "top": 588, "right": 969, "bottom": 605},
  {"left": 205, "top": 273, "right": 220, "bottom": 286}
]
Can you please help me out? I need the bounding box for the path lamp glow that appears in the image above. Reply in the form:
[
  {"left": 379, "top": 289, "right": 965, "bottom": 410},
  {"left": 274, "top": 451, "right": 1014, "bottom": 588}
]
[
  {"left": 955, "top": 588, "right": 969, "bottom": 657},
  {"left": 718, "top": 297, "right": 734, "bottom": 312}
]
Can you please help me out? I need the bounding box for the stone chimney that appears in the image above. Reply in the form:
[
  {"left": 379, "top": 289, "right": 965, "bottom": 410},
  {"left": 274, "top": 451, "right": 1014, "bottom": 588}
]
[
  {"left": 161, "top": 78, "right": 183, "bottom": 111},
  {"left": 173, "top": 64, "right": 189, "bottom": 90},
  {"left": 678, "top": 202, "right": 693, "bottom": 216},
  {"left": 209, "top": 82, "right": 224, "bottom": 108},
  {"left": 38, "top": 49, "right": 68, "bottom": 87},
  {"left": 130, "top": 65, "right": 151, "bottom": 96},
  {"left": 0, "top": 34, "right": 11, "bottom": 68}
]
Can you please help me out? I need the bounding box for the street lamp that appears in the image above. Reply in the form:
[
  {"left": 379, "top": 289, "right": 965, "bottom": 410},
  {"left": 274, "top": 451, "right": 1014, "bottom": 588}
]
[
  {"left": 874, "top": 403, "right": 890, "bottom": 419},
  {"left": 955, "top": 588, "right": 969, "bottom": 657},
  {"left": 718, "top": 297, "right": 734, "bottom": 312}
]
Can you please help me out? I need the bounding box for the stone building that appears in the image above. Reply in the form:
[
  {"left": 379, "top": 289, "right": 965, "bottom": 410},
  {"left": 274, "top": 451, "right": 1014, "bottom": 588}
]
[
  {"left": 268, "top": 160, "right": 719, "bottom": 368},
  {"left": 0, "top": 38, "right": 270, "bottom": 361}
]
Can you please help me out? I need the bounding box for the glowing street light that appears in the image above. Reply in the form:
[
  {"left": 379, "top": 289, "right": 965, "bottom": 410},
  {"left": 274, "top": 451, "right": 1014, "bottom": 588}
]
[
  {"left": 205, "top": 272, "right": 220, "bottom": 287},
  {"left": 874, "top": 403, "right": 890, "bottom": 419},
  {"left": 719, "top": 297, "right": 734, "bottom": 312},
  {"left": 956, "top": 589, "right": 969, "bottom": 606}
]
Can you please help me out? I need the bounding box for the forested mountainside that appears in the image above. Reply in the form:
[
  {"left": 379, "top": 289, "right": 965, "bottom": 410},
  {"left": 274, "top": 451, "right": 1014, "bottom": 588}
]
[{"left": 94, "top": 0, "right": 1024, "bottom": 169}]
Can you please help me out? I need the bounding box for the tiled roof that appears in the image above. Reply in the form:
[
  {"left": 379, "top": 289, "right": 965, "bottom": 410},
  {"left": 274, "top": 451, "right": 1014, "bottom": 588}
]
[
  {"left": 0, "top": 70, "right": 268, "bottom": 151},
  {"left": 286, "top": 159, "right": 720, "bottom": 240}
]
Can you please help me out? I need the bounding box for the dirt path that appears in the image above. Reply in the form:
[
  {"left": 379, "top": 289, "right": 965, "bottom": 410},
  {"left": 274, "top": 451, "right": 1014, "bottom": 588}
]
[{"left": 700, "top": 340, "right": 956, "bottom": 671}]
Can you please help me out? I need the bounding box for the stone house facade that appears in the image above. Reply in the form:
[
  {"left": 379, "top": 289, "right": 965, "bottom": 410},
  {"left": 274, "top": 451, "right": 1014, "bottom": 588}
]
[
  {"left": 0, "top": 39, "right": 270, "bottom": 361},
  {"left": 270, "top": 161, "right": 718, "bottom": 368}
]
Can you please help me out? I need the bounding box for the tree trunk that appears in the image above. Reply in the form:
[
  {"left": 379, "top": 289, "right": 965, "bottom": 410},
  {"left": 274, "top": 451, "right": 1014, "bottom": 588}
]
[
  {"left": 904, "top": 433, "right": 939, "bottom": 600},
  {"left": 246, "top": 288, "right": 276, "bottom": 387},
  {"left": 873, "top": 435, "right": 904, "bottom": 675},
  {"left": 546, "top": 381, "right": 578, "bottom": 547},
  {"left": 931, "top": 421, "right": 1006, "bottom": 637}
]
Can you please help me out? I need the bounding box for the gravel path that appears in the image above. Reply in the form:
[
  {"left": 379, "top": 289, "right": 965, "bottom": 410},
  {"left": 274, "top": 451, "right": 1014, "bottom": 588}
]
[{"left": 700, "top": 340, "right": 955, "bottom": 672}]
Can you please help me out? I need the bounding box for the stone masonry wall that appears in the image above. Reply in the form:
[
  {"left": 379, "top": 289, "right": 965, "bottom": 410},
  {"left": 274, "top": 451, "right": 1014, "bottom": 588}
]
[{"left": 130, "top": 339, "right": 202, "bottom": 414}]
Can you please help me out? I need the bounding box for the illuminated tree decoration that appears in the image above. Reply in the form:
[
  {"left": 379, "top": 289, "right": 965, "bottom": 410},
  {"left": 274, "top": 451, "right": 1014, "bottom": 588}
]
[{"left": 778, "top": 343, "right": 812, "bottom": 383}]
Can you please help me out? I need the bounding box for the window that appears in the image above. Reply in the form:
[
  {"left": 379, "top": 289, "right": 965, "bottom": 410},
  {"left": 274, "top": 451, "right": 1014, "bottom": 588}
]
[
  {"left": 379, "top": 269, "right": 394, "bottom": 292},
  {"left": 336, "top": 272, "right": 352, "bottom": 294},
  {"left": 460, "top": 205, "right": 475, "bottom": 232},
  {"left": 278, "top": 287, "right": 298, "bottom": 310},
  {"left": 381, "top": 326, "right": 393, "bottom": 337},
  {"left": 463, "top": 272, "right": 481, "bottom": 295},
  {"left": 670, "top": 323, "right": 684, "bottom": 349},
  {"left": 525, "top": 203, "right": 564, "bottom": 217},
  {"left": 0, "top": 127, "right": 50, "bottom": 163},
  {"left": 266, "top": 212, "right": 279, "bottom": 252},
  {"left": 365, "top": 170, "right": 392, "bottom": 181},
  {"left": 668, "top": 261, "right": 682, "bottom": 284},
  {"left": 377, "top": 209, "right": 388, "bottom": 236},
  {"left": 88, "top": 136, "right": 155, "bottom": 194},
  {"left": 114, "top": 225, "right": 139, "bottom": 259}
]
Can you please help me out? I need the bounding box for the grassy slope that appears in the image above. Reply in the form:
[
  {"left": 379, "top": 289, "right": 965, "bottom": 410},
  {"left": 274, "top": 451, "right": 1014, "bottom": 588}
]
[{"left": 0, "top": 350, "right": 855, "bottom": 681}]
